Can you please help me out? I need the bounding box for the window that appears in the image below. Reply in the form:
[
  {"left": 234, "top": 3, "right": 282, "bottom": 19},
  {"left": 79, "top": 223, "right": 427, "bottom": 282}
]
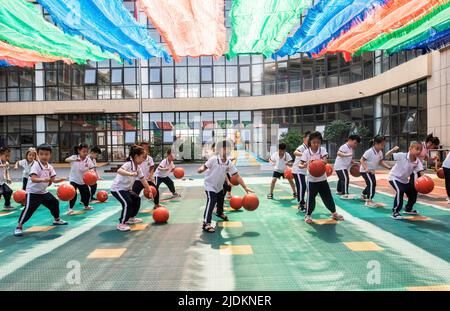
[
  {"left": 84, "top": 70, "right": 96, "bottom": 84},
  {"left": 201, "top": 67, "right": 212, "bottom": 82},
  {"left": 111, "top": 69, "right": 123, "bottom": 84}
]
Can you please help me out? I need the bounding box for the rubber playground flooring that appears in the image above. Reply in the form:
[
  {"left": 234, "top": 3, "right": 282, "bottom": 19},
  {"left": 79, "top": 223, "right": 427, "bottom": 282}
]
[{"left": 0, "top": 174, "right": 449, "bottom": 291}]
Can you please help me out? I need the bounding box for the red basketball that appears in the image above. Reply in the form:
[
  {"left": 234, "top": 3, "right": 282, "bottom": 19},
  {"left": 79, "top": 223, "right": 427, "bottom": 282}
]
[
  {"left": 57, "top": 184, "right": 76, "bottom": 201},
  {"left": 173, "top": 167, "right": 185, "bottom": 179},
  {"left": 308, "top": 160, "right": 326, "bottom": 177},
  {"left": 144, "top": 186, "right": 158, "bottom": 199},
  {"left": 325, "top": 164, "right": 333, "bottom": 177},
  {"left": 242, "top": 194, "right": 259, "bottom": 211},
  {"left": 437, "top": 168, "right": 445, "bottom": 179},
  {"left": 350, "top": 164, "right": 361, "bottom": 178},
  {"left": 229, "top": 196, "right": 243, "bottom": 210},
  {"left": 13, "top": 190, "right": 26, "bottom": 204},
  {"left": 97, "top": 190, "right": 108, "bottom": 202},
  {"left": 153, "top": 207, "right": 169, "bottom": 223},
  {"left": 83, "top": 171, "right": 98, "bottom": 186},
  {"left": 284, "top": 167, "right": 294, "bottom": 180},
  {"left": 230, "top": 174, "right": 240, "bottom": 186},
  {"left": 414, "top": 175, "right": 435, "bottom": 194}
]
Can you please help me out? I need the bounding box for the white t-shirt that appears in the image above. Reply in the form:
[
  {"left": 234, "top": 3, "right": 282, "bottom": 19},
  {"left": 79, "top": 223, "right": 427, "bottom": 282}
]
[
  {"left": 334, "top": 143, "right": 353, "bottom": 171},
  {"left": 300, "top": 147, "right": 329, "bottom": 183},
  {"left": 136, "top": 155, "right": 154, "bottom": 180},
  {"left": 360, "top": 148, "right": 384, "bottom": 173},
  {"left": 155, "top": 158, "right": 175, "bottom": 178},
  {"left": 18, "top": 159, "right": 34, "bottom": 179},
  {"left": 0, "top": 160, "right": 9, "bottom": 185},
  {"left": 26, "top": 161, "right": 56, "bottom": 194},
  {"left": 293, "top": 144, "right": 308, "bottom": 175},
  {"left": 68, "top": 155, "right": 95, "bottom": 185},
  {"left": 389, "top": 152, "right": 423, "bottom": 184},
  {"left": 204, "top": 156, "right": 238, "bottom": 193},
  {"left": 442, "top": 152, "right": 450, "bottom": 169},
  {"left": 270, "top": 152, "right": 292, "bottom": 173},
  {"left": 111, "top": 161, "right": 144, "bottom": 192}
]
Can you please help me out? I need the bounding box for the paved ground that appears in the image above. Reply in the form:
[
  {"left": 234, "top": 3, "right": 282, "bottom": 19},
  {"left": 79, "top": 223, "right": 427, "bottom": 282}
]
[{"left": 0, "top": 165, "right": 449, "bottom": 291}]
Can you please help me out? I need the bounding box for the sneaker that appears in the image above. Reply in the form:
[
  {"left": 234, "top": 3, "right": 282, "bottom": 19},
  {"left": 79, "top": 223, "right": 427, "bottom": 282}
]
[
  {"left": 171, "top": 193, "right": 181, "bottom": 199},
  {"left": 84, "top": 206, "right": 94, "bottom": 211},
  {"left": 14, "top": 227, "right": 23, "bottom": 237},
  {"left": 340, "top": 194, "right": 351, "bottom": 200},
  {"left": 116, "top": 223, "right": 131, "bottom": 232},
  {"left": 126, "top": 217, "right": 143, "bottom": 225},
  {"left": 53, "top": 219, "right": 68, "bottom": 225},
  {"left": 267, "top": 193, "right": 273, "bottom": 199},
  {"left": 365, "top": 201, "right": 378, "bottom": 208},
  {"left": 391, "top": 212, "right": 404, "bottom": 220},
  {"left": 3, "top": 206, "right": 14, "bottom": 211},
  {"left": 298, "top": 204, "right": 306, "bottom": 213},
  {"left": 360, "top": 194, "right": 368, "bottom": 201},
  {"left": 332, "top": 213, "right": 344, "bottom": 221},
  {"left": 67, "top": 209, "right": 75, "bottom": 216},
  {"left": 304, "top": 215, "right": 313, "bottom": 223},
  {"left": 404, "top": 210, "right": 419, "bottom": 215}
]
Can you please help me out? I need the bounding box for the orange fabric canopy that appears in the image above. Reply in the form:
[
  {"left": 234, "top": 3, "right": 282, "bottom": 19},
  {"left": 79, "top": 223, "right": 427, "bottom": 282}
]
[{"left": 0, "top": 41, "right": 74, "bottom": 66}]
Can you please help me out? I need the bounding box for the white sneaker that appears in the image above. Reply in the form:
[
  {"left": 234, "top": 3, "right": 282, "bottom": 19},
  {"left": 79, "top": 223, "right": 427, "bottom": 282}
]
[
  {"left": 67, "top": 209, "right": 75, "bottom": 216},
  {"left": 14, "top": 227, "right": 23, "bottom": 236},
  {"left": 304, "top": 215, "right": 313, "bottom": 223},
  {"left": 365, "top": 201, "right": 378, "bottom": 208},
  {"left": 116, "top": 223, "right": 131, "bottom": 232},
  {"left": 126, "top": 217, "right": 143, "bottom": 225},
  {"left": 84, "top": 206, "right": 94, "bottom": 210},
  {"left": 171, "top": 193, "right": 181, "bottom": 199},
  {"left": 360, "top": 194, "right": 368, "bottom": 201},
  {"left": 53, "top": 219, "right": 68, "bottom": 225},
  {"left": 3, "top": 206, "right": 14, "bottom": 211}
]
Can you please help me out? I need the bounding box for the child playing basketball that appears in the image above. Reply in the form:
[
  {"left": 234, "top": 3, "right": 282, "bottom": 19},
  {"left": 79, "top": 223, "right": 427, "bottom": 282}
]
[
  {"left": 65, "top": 143, "right": 95, "bottom": 215},
  {"left": 14, "top": 144, "right": 67, "bottom": 237},
  {"left": 14, "top": 147, "right": 37, "bottom": 191},
  {"left": 387, "top": 141, "right": 423, "bottom": 220},
  {"left": 334, "top": 135, "right": 361, "bottom": 199},
  {"left": 111, "top": 145, "right": 153, "bottom": 232},
  {"left": 154, "top": 149, "right": 180, "bottom": 199},
  {"left": 0, "top": 147, "right": 13, "bottom": 211},
  {"left": 293, "top": 131, "right": 310, "bottom": 212},
  {"left": 299, "top": 132, "right": 344, "bottom": 223},
  {"left": 88, "top": 146, "right": 102, "bottom": 201},
  {"left": 198, "top": 140, "right": 253, "bottom": 233},
  {"left": 267, "top": 143, "right": 296, "bottom": 199}
]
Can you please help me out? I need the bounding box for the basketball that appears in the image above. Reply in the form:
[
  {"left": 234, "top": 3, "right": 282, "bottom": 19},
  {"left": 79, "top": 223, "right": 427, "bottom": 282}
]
[
  {"left": 97, "top": 190, "right": 108, "bottom": 202},
  {"left": 83, "top": 171, "right": 98, "bottom": 186},
  {"left": 308, "top": 160, "right": 326, "bottom": 177},
  {"left": 242, "top": 194, "right": 259, "bottom": 211},
  {"left": 57, "top": 184, "right": 76, "bottom": 201},
  {"left": 13, "top": 190, "right": 26, "bottom": 204},
  {"left": 173, "top": 167, "right": 185, "bottom": 179},
  {"left": 414, "top": 175, "right": 435, "bottom": 194},
  {"left": 284, "top": 167, "right": 294, "bottom": 180},
  {"left": 144, "top": 186, "right": 158, "bottom": 199},
  {"left": 325, "top": 164, "right": 333, "bottom": 177},
  {"left": 230, "top": 174, "right": 240, "bottom": 186},
  {"left": 437, "top": 168, "right": 445, "bottom": 179},
  {"left": 350, "top": 164, "right": 361, "bottom": 177},
  {"left": 229, "top": 196, "right": 243, "bottom": 210},
  {"left": 153, "top": 207, "right": 169, "bottom": 223}
]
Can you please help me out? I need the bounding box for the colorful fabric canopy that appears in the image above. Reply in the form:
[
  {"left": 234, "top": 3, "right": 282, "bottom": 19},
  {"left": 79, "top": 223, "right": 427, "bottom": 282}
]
[
  {"left": 0, "top": 60, "right": 12, "bottom": 67},
  {"left": 356, "top": 2, "right": 450, "bottom": 55},
  {"left": 0, "top": 0, "right": 119, "bottom": 64},
  {"left": 275, "top": 0, "right": 389, "bottom": 58},
  {"left": 36, "top": 0, "right": 171, "bottom": 63},
  {"left": 228, "top": 0, "right": 312, "bottom": 59},
  {"left": 137, "top": 0, "right": 226, "bottom": 62},
  {"left": 408, "top": 27, "right": 450, "bottom": 51}
]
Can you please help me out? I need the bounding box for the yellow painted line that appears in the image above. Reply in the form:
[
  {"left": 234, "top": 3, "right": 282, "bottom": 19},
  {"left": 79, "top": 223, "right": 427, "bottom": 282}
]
[
  {"left": 343, "top": 241, "right": 383, "bottom": 252},
  {"left": 87, "top": 248, "right": 127, "bottom": 259},
  {"left": 0, "top": 211, "right": 14, "bottom": 217},
  {"left": 403, "top": 215, "right": 432, "bottom": 221},
  {"left": 407, "top": 285, "right": 450, "bottom": 291},
  {"left": 279, "top": 196, "right": 295, "bottom": 200},
  {"left": 313, "top": 219, "right": 338, "bottom": 225},
  {"left": 219, "top": 245, "right": 253, "bottom": 255},
  {"left": 218, "top": 222, "right": 243, "bottom": 228},
  {"left": 139, "top": 209, "right": 154, "bottom": 214},
  {"left": 130, "top": 223, "right": 150, "bottom": 231},
  {"left": 25, "top": 226, "right": 55, "bottom": 233}
]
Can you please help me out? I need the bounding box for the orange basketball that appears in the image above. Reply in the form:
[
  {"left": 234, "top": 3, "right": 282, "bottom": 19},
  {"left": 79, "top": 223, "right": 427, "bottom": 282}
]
[
  {"left": 230, "top": 174, "right": 240, "bottom": 186},
  {"left": 229, "top": 196, "right": 243, "bottom": 210},
  {"left": 97, "top": 190, "right": 108, "bottom": 202},
  {"left": 83, "top": 171, "right": 98, "bottom": 186},
  {"left": 308, "top": 160, "right": 326, "bottom": 177},
  {"left": 153, "top": 207, "right": 169, "bottom": 223},
  {"left": 350, "top": 164, "right": 361, "bottom": 178},
  {"left": 414, "top": 176, "right": 434, "bottom": 194},
  {"left": 437, "top": 168, "right": 445, "bottom": 179},
  {"left": 13, "top": 190, "right": 26, "bottom": 204},
  {"left": 242, "top": 194, "right": 259, "bottom": 211},
  {"left": 57, "top": 184, "right": 76, "bottom": 201},
  {"left": 144, "top": 186, "right": 158, "bottom": 199},
  {"left": 325, "top": 164, "right": 333, "bottom": 177},
  {"left": 284, "top": 167, "right": 294, "bottom": 180},
  {"left": 173, "top": 167, "right": 185, "bottom": 179}
]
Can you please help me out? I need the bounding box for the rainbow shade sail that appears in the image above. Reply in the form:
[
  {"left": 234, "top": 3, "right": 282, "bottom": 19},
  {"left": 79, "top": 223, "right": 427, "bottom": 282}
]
[
  {"left": 404, "top": 27, "right": 450, "bottom": 52},
  {"left": 317, "top": 0, "right": 445, "bottom": 61},
  {"left": 36, "top": 0, "right": 171, "bottom": 62},
  {"left": 356, "top": 2, "right": 450, "bottom": 55},
  {"left": 137, "top": 0, "right": 226, "bottom": 62},
  {"left": 275, "top": 0, "right": 389, "bottom": 58},
  {"left": 0, "top": 0, "right": 119, "bottom": 64},
  {"left": 228, "top": 0, "right": 312, "bottom": 59}
]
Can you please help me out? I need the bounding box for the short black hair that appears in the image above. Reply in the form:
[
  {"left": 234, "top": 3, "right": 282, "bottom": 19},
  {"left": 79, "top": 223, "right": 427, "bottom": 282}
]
[
  {"left": 348, "top": 134, "right": 361, "bottom": 143},
  {"left": 308, "top": 131, "right": 323, "bottom": 146},
  {"left": 90, "top": 146, "right": 102, "bottom": 154},
  {"left": 37, "top": 144, "right": 52, "bottom": 153},
  {"left": 279, "top": 143, "right": 287, "bottom": 150},
  {"left": 303, "top": 131, "right": 311, "bottom": 138},
  {"left": 0, "top": 146, "right": 10, "bottom": 155},
  {"left": 74, "top": 143, "right": 89, "bottom": 154},
  {"left": 371, "top": 135, "right": 386, "bottom": 146},
  {"left": 425, "top": 133, "right": 440, "bottom": 146}
]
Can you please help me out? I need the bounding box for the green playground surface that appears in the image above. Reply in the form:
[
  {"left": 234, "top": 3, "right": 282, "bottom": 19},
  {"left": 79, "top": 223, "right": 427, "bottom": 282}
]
[{"left": 0, "top": 174, "right": 449, "bottom": 291}]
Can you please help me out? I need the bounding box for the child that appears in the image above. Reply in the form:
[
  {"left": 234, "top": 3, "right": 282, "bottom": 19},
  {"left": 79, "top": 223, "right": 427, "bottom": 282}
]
[
  {"left": 267, "top": 143, "right": 296, "bottom": 199},
  {"left": 442, "top": 151, "right": 450, "bottom": 204},
  {"left": 111, "top": 145, "right": 153, "bottom": 232},
  {"left": 14, "top": 144, "right": 67, "bottom": 237},
  {"left": 334, "top": 134, "right": 361, "bottom": 199},
  {"left": 0, "top": 147, "right": 13, "bottom": 211},
  {"left": 198, "top": 140, "right": 253, "bottom": 233},
  {"left": 299, "top": 132, "right": 344, "bottom": 223},
  {"left": 419, "top": 133, "right": 440, "bottom": 162},
  {"left": 293, "top": 131, "right": 310, "bottom": 212},
  {"left": 65, "top": 143, "right": 95, "bottom": 215},
  {"left": 388, "top": 141, "right": 423, "bottom": 220},
  {"left": 154, "top": 149, "right": 180, "bottom": 199},
  {"left": 14, "top": 147, "right": 37, "bottom": 191},
  {"left": 132, "top": 141, "right": 163, "bottom": 209},
  {"left": 88, "top": 146, "right": 102, "bottom": 201},
  {"left": 359, "top": 136, "right": 397, "bottom": 207}
]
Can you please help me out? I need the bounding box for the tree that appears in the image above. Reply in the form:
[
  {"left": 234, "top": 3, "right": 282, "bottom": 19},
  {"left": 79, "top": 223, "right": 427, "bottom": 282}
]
[
  {"left": 280, "top": 129, "right": 302, "bottom": 154},
  {"left": 324, "top": 120, "right": 370, "bottom": 144}
]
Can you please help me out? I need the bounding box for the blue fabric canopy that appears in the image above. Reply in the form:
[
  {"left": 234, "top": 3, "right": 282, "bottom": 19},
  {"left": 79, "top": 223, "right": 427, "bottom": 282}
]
[
  {"left": 0, "top": 60, "right": 11, "bottom": 67},
  {"left": 36, "top": 0, "right": 171, "bottom": 62},
  {"left": 275, "top": 0, "right": 388, "bottom": 58},
  {"left": 401, "top": 27, "right": 450, "bottom": 52}
]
